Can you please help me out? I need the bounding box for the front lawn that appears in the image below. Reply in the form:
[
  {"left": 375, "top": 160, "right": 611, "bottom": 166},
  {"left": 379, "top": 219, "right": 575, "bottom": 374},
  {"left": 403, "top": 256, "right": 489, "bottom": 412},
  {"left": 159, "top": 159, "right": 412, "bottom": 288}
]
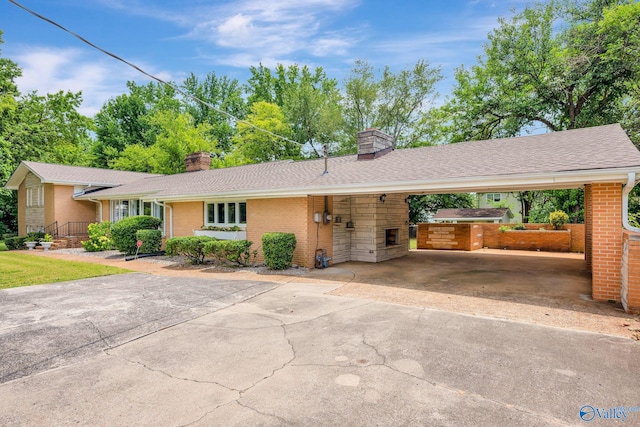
[{"left": 0, "top": 252, "right": 130, "bottom": 289}]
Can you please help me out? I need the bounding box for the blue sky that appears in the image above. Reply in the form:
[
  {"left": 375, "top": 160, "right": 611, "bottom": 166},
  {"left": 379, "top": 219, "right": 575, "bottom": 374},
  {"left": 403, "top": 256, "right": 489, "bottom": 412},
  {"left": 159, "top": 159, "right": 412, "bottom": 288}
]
[{"left": 1, "top": 0, "right": 530, "bottom": 116}]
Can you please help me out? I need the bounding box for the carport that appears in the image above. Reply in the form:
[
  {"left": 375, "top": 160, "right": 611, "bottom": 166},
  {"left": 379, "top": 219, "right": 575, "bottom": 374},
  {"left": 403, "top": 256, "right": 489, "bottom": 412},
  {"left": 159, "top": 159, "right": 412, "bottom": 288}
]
[{"left": 327, "top": 125, "right": 640, "bottom": 313}]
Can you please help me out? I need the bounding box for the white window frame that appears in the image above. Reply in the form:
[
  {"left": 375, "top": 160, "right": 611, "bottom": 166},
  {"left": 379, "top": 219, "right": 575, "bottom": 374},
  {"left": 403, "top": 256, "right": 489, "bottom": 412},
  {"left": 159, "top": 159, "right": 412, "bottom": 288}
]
[
  {"left": 486, "top": 193, "right": 502, "bottom": 203},
  {"left": 204, "top": 201, "right": 247, "bottom": 227}
]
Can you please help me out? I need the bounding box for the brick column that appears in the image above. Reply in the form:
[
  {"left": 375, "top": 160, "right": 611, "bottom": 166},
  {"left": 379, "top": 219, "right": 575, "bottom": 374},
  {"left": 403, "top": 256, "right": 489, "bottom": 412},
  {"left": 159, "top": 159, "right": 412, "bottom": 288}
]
[
  {"left": 584, "top": 184, "right": 592, "bottom": 270},
  {"left": 591, "top": 183, "right": 623, "bottom": 302},
  {"left": 621, "top": 231, "right": 640, "bottom": 314}
]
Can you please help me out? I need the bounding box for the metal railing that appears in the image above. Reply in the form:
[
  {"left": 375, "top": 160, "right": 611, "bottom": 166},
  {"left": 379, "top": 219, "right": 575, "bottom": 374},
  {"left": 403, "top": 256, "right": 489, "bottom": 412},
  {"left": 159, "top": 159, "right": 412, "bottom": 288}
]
[{"left": 43, "top": 221, "right": 92, "bottom": 238}]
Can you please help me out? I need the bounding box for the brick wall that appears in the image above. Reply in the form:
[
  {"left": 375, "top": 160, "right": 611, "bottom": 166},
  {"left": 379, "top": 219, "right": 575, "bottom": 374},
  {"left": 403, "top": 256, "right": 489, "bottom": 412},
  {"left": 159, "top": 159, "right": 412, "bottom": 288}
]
[
  {"left": 621, "top": 231, "right": 640, "bottom": 314},
  {"left": 481, "top": 223, "right": 584, "bottom": 253},
  {"left": 170, "top": 202, "right": 204, "bottom": 238},
  {"left": 584, "top": 184, "right": 592, "bottom": 269},
  {"left": 52, "top": 185, "right": 97, "bottom": 226},
  {"left": 418, "top": 224, "right": 470, "bottom": 250},
  {"left": 590, "top": 183, "right": 623, "bottom": 302},
  {"left": 499, "top": 229, "right": 571, "bottom": 252},
  {"left": 246, "top": 197, "right": 333, "bottom": 268}
]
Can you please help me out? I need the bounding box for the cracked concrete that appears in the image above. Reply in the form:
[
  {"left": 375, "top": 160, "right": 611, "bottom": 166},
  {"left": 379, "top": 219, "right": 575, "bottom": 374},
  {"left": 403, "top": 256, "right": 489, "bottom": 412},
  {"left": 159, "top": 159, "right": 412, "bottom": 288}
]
[{"left": 1, "top": 279, "right": 640, "bottom": 426}]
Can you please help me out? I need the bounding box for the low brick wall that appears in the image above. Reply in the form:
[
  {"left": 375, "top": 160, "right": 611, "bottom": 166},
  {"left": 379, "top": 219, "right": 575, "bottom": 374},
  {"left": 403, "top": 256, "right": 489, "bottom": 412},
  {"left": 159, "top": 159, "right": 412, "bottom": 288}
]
[
  {"left": 417, "top": 223, "right": 484, "bottom": 251},
  {"left": 499, "top": 229, "right": 571, "bottom": 252},
  {"left": 621, "top": 231, "right": 640, "bottom": 314},
  {"left": 482, "top": 223, "right": 584, "bottom": 253},
  {"left": 417, "top": 223, "right": 584, "bottom": 253}
]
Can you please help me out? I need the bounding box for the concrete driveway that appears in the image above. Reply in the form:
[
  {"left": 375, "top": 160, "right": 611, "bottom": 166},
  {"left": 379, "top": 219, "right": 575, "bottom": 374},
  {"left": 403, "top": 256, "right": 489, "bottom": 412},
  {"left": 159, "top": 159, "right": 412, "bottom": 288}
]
[{"left": 1, "top": 273, "right": 639, "bottom": 426}]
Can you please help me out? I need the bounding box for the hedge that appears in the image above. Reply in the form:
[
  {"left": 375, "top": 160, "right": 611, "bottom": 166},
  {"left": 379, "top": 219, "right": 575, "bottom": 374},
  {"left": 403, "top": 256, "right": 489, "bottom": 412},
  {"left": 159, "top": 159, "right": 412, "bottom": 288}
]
[
  {"left": 5, "top": 236, "right": 26, "bottom": 250},
  {"left": 135, "top": 229, "right": 162, "bottom": 254},
  {"left": 203, "top": 239, "right": 255, "bottom": 266},
  {"left": 111, "top": 215, "right": 162, "bottom": 255},
  {"left": 261, "top": 232, "right": 296, "bottom": 270},
  {"left": 165, "top": 236, "right": 216, "bottom": 264}
]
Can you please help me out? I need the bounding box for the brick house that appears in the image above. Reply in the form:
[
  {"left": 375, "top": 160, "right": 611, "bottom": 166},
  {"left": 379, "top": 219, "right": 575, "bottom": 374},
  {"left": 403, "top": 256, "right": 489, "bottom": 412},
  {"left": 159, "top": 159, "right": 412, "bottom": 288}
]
[{"left": 5, "top": 124, "right": 640, "bottom": 312}]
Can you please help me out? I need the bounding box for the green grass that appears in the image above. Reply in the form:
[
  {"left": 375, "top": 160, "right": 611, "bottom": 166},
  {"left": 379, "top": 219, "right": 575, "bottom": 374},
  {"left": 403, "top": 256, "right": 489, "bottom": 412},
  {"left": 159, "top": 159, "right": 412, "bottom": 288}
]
[
  {"left": 0, "top": 252, "right": 131, "bottom": 289},
  {"left": 410, "top": 238, "right": 417, "bottom": 250},
  {"left": 0, "top": 241, "right": 7, "bottom": 251}
]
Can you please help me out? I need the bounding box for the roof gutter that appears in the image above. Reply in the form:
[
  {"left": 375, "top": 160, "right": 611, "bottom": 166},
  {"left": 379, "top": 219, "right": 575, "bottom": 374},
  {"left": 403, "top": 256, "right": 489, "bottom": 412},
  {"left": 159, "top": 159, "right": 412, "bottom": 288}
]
[
  {"left": 88, "top": 198, "right": 103, "bottom": 222},
  {"left": 154, "top": 200, "right": 172, "bottom": 238},
  {"left": 622, "top": 172, "right": 640, "bottom": 233}
]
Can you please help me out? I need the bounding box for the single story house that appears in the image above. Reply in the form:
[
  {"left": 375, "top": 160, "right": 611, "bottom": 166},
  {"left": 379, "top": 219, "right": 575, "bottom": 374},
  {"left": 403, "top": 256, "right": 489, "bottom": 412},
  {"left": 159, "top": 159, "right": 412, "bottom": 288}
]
[
  {"left": 5, "top": 124, "right": 640, "bottom": 313},
  {"left": 433, "top": 208, "right": 513, "bottom": 223}
]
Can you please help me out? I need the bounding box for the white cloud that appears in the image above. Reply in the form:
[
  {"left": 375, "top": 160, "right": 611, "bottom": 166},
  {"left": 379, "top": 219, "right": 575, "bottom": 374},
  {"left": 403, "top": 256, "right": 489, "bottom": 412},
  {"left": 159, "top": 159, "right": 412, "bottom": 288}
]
[{"left": 12, "top": 46, "right": 175, "bottom": 117}]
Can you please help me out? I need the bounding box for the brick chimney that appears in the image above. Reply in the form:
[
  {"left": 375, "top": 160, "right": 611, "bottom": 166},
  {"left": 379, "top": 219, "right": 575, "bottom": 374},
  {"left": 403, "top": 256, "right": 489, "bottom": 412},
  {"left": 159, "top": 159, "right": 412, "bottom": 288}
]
[
  {"left": 357, "top": 128, "right": 394, "bottom": 160},
  {"left": 184, "top": 152, "right": 212, "bottom": 172}
]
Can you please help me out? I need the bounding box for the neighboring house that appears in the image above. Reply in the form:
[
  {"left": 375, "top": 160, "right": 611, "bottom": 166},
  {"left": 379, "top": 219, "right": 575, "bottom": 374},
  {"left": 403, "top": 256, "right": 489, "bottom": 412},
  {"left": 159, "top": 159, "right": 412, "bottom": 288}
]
[
  {"left": 477, "top": 192, "right": 522, "bottom": 223},
  {"left": 433, "top": 208, "right": 513, "bottom": 224},
  {"left": 5, "top": 124, "right": 640, "bottom": 312}
]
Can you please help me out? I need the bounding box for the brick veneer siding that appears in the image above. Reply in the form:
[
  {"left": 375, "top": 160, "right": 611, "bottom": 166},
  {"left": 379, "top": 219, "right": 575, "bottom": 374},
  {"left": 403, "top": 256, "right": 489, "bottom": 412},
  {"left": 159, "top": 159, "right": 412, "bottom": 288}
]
[
  {"left": 590, "top": 183, "right": 623, "bottom": 302},
  {"left": 51, "top": 185, "right": 97, "bottom": 227},
  {"left": 481, "top": 223, "right": 584, "bottom": 253},
  {"left": 621, "top": 231, "right": 640, "bottom": 314},
  {"left": 417, "top": 223, "right": 483, "bottom": 251},
  {"left": 246, "top": 197, "right": 333, "bottom": 268},
  {"left": 170, "top": 202, "right": 204, "bottom": 238}
]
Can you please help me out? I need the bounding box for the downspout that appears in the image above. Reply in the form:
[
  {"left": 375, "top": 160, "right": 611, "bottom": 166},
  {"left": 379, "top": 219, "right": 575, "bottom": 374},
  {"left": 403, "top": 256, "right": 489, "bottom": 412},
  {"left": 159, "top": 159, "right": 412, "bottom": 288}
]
[
  {"left": 154, "top": 200, "right": 172, "bottom": 238},
  {"left": 622, "top": 172, "right": 640, "bottom": 233},
  {"left": 88, "top": 198, "right": 103, "bottom": 222}
]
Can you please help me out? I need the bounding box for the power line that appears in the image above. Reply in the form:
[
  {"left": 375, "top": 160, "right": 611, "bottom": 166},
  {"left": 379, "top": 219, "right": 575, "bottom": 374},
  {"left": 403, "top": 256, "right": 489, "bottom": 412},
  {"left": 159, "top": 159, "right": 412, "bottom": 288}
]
[{"left": 7, "top": 0, "right": 303, "bottom": 146}]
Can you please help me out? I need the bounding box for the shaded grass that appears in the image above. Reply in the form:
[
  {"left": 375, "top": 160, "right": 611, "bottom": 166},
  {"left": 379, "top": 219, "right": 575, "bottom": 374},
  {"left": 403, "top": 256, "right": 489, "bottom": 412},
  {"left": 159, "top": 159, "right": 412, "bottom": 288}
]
[
  {"left": 0, "top": 252, "right": 130, "bottom": 289},
  {"left": 410, "top": 238, "right": 417, "bottom": 250}
]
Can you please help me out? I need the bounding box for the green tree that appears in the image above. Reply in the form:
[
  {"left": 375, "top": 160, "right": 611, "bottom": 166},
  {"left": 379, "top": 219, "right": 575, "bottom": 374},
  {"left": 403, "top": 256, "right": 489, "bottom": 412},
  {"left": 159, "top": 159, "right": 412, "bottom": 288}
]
[
  {"left": 110, "top": 111, "right": 217, "bottom": 174},
  {"left": 227, "top": 102, "right": 298, "bottom": 165},
  {"left": 181, "top": 72, "right": 247, "bottom": 153},
  {"left": 92, "top": 81, "right": 180, "bottom": 168},
  {"left": 246, "top": 64, "right": 343, "bottom": 157},
  {"left": 342, "top": 59, "right": 442, "bottom": 153},
  {"left": 444, "top": 0, "right": 640, "bottom": 142}
]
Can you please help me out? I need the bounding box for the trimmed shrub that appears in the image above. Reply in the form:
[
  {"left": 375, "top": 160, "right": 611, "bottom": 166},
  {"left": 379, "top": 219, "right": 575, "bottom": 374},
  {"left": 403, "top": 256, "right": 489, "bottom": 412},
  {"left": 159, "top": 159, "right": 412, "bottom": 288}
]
[
  {"left": 203, "top": 240, "right": 256, "bottom": 266},
  {"left": 136, "top": 229, "right": 162, "bottom": 254},
  {"left": 549, "top": 210, "right": 569, "bottom": 230},
  {"left": 262, "top": 232, "right": 296, "bottom": 270},
  {"left": 111, "top": 215, "right": 162, "bottom": 255},
  {"left": 165, "top": 236, "right": 216, "bottom": 264},
  {"left": 5, "top": 236, "right": 26, "bottom": 250},
  {"left": 81, "top": 221, "right": 113, "bottom": 252}
]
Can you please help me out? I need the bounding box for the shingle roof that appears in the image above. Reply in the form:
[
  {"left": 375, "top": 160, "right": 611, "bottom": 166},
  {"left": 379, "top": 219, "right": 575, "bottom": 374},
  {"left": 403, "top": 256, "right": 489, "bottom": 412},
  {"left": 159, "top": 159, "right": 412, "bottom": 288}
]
[
  {"left": 433, "top": 208, "right": 512, "bottom": 220},
  {"left": 4, "top": 161, "right": 161, "bottom": 190},
  {"left": 71, "top": 124, "right": 640, "bottom": 200}
]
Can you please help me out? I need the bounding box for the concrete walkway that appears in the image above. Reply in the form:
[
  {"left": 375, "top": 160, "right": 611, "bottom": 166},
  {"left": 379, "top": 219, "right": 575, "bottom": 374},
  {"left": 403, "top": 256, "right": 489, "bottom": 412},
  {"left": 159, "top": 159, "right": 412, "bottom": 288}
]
[{"left": 1, "top": 276, "right": 640, "bottom": 426}]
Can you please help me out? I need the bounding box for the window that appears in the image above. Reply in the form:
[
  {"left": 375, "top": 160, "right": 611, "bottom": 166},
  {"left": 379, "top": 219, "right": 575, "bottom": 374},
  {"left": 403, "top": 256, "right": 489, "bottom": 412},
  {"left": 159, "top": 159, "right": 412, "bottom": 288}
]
[
  {"left": 486, "top": 193, "right": 502, "bottom": 203},
  {"left": 205, "top": 202, "right": 247, "bottom": 227},
  {"left": 111, "top": 199, "right": 164, "bottom": 223},
  {"left": 26, "top": 185, "right": 44, "bottom": 207}
]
